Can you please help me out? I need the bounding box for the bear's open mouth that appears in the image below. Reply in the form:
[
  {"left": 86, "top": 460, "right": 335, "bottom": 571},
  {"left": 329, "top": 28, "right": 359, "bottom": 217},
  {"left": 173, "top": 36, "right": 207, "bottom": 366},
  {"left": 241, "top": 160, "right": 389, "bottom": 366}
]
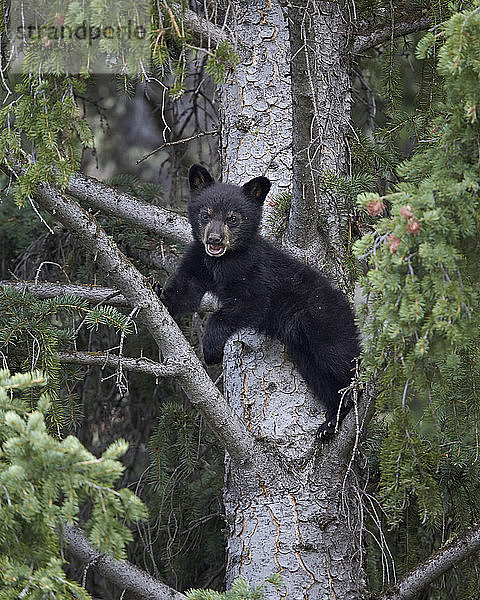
[{"left": 206, "top": 243, "right": 227, "bottom": 257}]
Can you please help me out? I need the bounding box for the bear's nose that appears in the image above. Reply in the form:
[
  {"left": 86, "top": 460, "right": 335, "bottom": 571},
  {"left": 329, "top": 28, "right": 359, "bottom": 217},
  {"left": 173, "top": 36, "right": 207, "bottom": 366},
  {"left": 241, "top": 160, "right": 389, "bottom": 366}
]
[{"left": 207, "top": 232, "right": 223, "bottom": 244}]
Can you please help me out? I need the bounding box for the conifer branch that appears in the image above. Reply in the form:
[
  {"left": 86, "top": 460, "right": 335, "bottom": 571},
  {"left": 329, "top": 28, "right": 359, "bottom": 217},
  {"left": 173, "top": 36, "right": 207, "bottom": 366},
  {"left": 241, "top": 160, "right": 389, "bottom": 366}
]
[
  {"left": 67, "top": 172, "right": 192, "bottom": 246},
  {"left": 57, "top": 351, "right": 181, "bottom": 378},
  {"left": 61, "top": 524, "right": 186, "bottom": 600},
  {"left": 354, "top": 16, "right": 434, "bottom": 54},
  {"left": 0, "top": 280, "right": 219, "bottom": 312},
  {"left": 379, "top": 524, "right": 480, "bottom": 600},
  {"left": 0, "top": 281, "right": 130, "bottom": 307},
  {"left": 32, "top": 181, "right": 260, "bottom": 467}
]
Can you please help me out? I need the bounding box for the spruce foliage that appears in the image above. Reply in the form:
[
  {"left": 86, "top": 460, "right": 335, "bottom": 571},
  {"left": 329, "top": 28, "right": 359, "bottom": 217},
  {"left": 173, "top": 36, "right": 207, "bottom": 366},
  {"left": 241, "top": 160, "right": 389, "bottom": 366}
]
[
  {"left": 187, "top": 574, "right": 284, "bottom": 600},
  {"left": 0, "top": 284, "right": 134, "bottom": 431},
  {"left": 146, "top": 400, "right": 225, "bottom": 589},
  {"left": 0, "top": 368, "right": 147, "bottom": 599},
  {"left": 354, "top": 0, "right": 480, "bottom": 529}
]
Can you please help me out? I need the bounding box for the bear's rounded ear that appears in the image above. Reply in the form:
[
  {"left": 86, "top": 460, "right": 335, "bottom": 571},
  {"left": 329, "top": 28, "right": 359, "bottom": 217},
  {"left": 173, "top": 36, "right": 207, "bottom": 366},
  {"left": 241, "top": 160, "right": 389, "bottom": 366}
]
[
  {"left": 242, "top": 176, "right": 271, "bottom": 204},
  {"left": 189, "top": 164, "right": 214, "bottom": 192}
]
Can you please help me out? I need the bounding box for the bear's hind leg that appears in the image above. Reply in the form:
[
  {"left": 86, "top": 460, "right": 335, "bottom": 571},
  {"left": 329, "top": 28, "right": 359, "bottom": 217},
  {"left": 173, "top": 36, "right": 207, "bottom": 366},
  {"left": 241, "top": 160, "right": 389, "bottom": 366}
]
[{"left": 284, "top": 320, "right": 354, "bottom": 440}]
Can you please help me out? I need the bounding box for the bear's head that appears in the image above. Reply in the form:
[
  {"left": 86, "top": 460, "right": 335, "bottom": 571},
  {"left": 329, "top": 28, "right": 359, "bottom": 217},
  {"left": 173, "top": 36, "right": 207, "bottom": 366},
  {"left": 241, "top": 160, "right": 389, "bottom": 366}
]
[{"left": 188, "top": 164, "right": 271, "bottom": 257}]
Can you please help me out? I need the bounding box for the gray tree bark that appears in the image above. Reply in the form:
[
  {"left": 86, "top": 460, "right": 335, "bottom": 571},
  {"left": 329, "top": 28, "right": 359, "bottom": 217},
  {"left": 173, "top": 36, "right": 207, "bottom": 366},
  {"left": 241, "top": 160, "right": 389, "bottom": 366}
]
[
  {"left": 286, "top": 0, "right": 353, "bottom": 290},
  {"left": 218, "top": 1, "right": 367, "bottom": 597}
]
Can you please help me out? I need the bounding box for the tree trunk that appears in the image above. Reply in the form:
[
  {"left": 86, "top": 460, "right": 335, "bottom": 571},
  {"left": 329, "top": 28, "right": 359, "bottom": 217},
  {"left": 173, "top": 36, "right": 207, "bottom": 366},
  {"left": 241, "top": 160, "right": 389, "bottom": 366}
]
[
  {"left": 218, "top": 1, "right": 367, "bottom": 597},
  {"left": 223, "top": 334, "right": 367, "bottom": 599},
  {"left": 286, "top": 0, "right": 353, "bottom": 287}
]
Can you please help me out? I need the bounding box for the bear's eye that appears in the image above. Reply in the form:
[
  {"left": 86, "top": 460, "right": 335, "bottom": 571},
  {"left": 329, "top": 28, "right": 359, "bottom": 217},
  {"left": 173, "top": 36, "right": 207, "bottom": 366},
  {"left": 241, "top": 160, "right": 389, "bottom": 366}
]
[
  {"left": 226, "top": 215, "right": 239, "bottom": 226},
  {"left": 200, "top": 211, "right": 210, "bottom": 223}
]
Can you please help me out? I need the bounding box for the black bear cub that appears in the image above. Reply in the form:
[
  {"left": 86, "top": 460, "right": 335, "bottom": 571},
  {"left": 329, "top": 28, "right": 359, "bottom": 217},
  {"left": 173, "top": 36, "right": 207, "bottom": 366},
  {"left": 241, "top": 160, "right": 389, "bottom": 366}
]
[{"left": 162, "top": 164, "right": 360, "bottom": 439}]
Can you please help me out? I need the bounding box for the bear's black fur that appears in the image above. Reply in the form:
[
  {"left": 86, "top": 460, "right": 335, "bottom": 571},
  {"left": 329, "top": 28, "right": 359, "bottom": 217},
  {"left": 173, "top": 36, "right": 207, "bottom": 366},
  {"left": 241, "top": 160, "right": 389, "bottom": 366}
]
[{"left": 162, "top": 164, "right": 361, "bottom": 439}]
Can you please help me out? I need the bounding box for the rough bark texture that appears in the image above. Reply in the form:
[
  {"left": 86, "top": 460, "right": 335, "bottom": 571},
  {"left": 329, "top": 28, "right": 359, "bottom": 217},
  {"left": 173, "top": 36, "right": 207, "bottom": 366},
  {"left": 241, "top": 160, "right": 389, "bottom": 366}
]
[
  {"left": 286, "top": 0, "right": 353, "bottom": 288},
  {"left": 219, "top": 0, "right": 292, "bottom": 191},
  {"left": 218, "top": 1, "right": 366, "bottom": 597},
  {"left": 223, "top": 335, "right": 366, "bottom": 599}
]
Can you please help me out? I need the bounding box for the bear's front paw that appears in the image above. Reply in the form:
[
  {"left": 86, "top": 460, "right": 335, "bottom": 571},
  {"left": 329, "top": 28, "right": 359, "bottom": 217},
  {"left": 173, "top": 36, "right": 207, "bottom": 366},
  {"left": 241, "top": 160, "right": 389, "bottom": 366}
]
[{"left": 202, "top": 333, "right": 225, "bottom": 365}]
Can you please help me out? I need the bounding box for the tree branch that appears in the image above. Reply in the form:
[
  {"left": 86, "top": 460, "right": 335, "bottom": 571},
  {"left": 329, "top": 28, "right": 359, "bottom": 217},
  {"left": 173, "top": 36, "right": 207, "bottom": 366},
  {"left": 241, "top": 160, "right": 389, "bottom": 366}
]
[
  {"left": 136, "top": 129, "right": 218, "bottom": 166},
  {"left": 61, "top": 524, "right": 185, "bottom": 600},
  {"left": 1, "top": 280, "right": 130, "bottom": 307},
  {"left": 32, "top": 182, "right": 259, "bottom": 467},
  {"left": 57, "top": 351, "right": 181, "bottom": 378},
  {"left": 0, "top": 280, "right": 219, "bottom": 312},
  {"left": 353, "top": 16, "right": 434, "bottom": 54},
  {"left": 128, "top": 247, "right": 180, "bottom": 275},
  {"left": 66, "top": 172, "right": 192, "bottom": 246},
  {"left": 379, "top": 524, "right": 480, "bottom": 600},
  {"left": 182, "top": 9, "right": 231, "bottom": 49}
]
